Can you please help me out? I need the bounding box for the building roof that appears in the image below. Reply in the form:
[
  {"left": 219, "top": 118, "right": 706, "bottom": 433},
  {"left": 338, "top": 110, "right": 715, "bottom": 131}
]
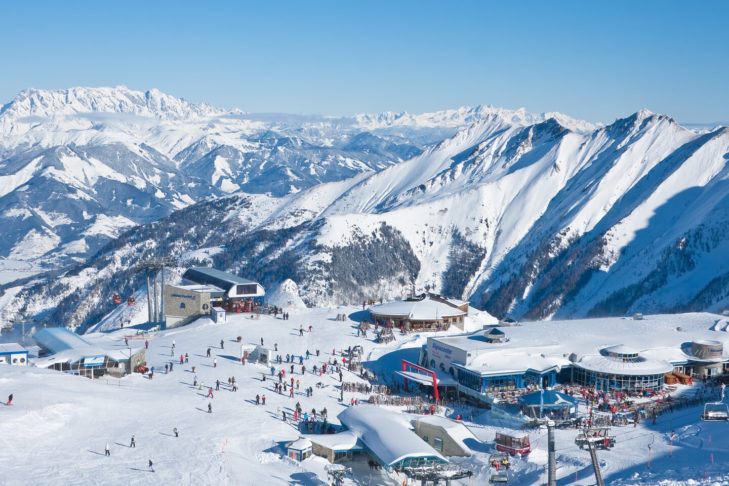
[
  {"left": 182, "top": 267, "right": 258, "bottom": 292},
  {"left": 369, "top": 297, "right": 466, "bottom": 321},
  {"left": 429, "top": 313, "right": 729, "bottom": 379},
  {"left": 602, "top": 344, "right": 639, "bottom": 355},
  {"left": 33, "top": 327, "right": 142, "bottom": 369},
  {"left": 0, "top": 343, "right": 26, "bottom": 354},
  {"left": 338, "top": 405, "right": 447, "bottom": 467},
  {"left": 287, "top": 438, "right": 312, "bottom": 451},
  {"left": 172, "top": 284, "right": 226, "bottom": 294},
  {"left": 304, "top": 431, "right": 364, "bottom": 452},
  {"left": 575, "top": 354, "right": 673, "bottom": 376},
  {"left": 413, "top": 415, "right": 476, "bottom": 454},
  {"left": 34, "top": 327, "right": 91, "bottom": 353}
]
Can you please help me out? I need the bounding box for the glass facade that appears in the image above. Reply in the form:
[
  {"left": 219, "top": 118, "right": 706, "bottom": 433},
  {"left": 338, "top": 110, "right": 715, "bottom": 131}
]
[{"left": 572, "top": 366, "right": 664, "bottom": 392}]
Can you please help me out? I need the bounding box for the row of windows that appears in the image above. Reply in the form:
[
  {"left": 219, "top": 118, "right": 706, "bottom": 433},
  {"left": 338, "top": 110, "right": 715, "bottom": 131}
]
[{"left": 572, "top": 367, "right": 664, "bottom": 391}]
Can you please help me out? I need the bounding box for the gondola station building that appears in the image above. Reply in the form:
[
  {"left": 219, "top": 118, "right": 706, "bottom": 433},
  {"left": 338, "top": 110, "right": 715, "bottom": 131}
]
[{"left": 414, "top": 313, "right": 729, "bottom": 406}]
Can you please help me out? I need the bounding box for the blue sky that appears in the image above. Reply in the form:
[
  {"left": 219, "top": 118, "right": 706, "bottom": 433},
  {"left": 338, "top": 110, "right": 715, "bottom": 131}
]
[{"left": 0, "top": 1, "right": 727, "bottom": 123}]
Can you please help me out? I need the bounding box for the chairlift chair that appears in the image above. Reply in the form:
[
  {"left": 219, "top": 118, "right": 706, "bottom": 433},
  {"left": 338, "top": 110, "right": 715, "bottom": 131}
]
[
  {"left": 702, "top": 383, "right": 729, "bottom": 422},
  {"left": 702, "top": 402, "right": 729, "bottom": 421}
]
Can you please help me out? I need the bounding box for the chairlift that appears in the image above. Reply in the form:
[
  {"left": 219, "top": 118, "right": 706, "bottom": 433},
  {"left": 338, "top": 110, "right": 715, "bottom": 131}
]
[
  {"left": 702, "top": 384, "right": 729, "bottom": 422},
  {"left": 575, "top": 427, "right": 615, "bottom": 450},
  {"left": 113, "top": 293, "right": 122, "bottom": 305},
  {"left": 702, "top": 402, "right": 729, "bottom": 421},
  {"left": 127, "top": 296, "right": 136, "bottom": 306}
]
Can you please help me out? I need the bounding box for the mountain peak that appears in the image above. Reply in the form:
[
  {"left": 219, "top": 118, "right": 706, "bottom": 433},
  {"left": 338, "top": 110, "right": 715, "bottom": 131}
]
[{"left": 0, "top": 86, "right": 223, "bottom": 121}]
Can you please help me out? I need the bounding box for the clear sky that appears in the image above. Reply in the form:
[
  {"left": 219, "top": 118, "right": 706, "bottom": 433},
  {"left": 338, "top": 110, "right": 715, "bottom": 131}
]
[{"left": 0, "top": 1, "right": 727, "bottom": 124}]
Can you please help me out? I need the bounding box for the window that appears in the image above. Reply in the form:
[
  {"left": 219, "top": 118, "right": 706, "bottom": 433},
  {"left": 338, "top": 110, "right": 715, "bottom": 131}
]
[
  {"left": 430, "top": 359, "right": 436, "bottom": 368},
  {"left": 236, "top": 284, "right": 258, "bottom": 295},
  {"left": 20, "top": 357, "right": 25, "bottom": 363},
  {"left": 180, "top": 303, "right": 186, "bottom": 309},
  {"left": 422, "top": 435, "right": 429, "bottom": 442},
  {"left": 203, "top": 304, "right": 209, "bottom": 310},
  {"left": 433, "top": 437, "right": 443, "bottom": 452},
  {"left": 12, "top": 358, "right": 17, "bottom": 364}
]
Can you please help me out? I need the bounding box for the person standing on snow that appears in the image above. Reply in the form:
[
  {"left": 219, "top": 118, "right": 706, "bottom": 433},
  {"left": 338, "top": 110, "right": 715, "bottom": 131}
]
[
  {"left": 130, "top": 435, "right": 136, "bottom": 448},
  {"left": 208, "top": 402, "right": 212, "bottom": 413},
  {"left": 105, "top": 442, "right": 110, "bottom": 456},
  {"left": 173, "top": 427, "right": 179, "bottom": 437},
  {"left": 145, "top": 339, "right": 149, "bottom": 349},
  {"left": 207, "top": 348, "right": 211, "bottom": 358},
  {"left": 6, "top": 394, "right": 12, "bottom": 405},
  {"left": 148, "top": 459, "right": 154, "bottom": 472},
  {"left": 220, "top": 339, "right": 224, "bottom": 349},
  {"left": 213, "top": 358, "right": 217, "bottom": 368}
]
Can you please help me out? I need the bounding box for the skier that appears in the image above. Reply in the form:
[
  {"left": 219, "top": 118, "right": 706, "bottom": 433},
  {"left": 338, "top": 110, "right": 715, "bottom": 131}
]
[
  {"left": 149, "top": 459, "right": 154, "bottom": 472},
  {"left": 208, "top": 387, "right": 214, "bottom": 398},
  {"left": 185, "top": 353, "right": 189, "bottom": 363},
  {"left": 180, "top": 355, "right": 184, "bottom": 365},
  {"left": 207, "top": 348, "right": 211, "bottom": 358},
  {"left": 173, "top": 427, "right": 179, "bottom": 437},
  {"left": 193, "top": 375, "right": 198, "bottom": 387},
  {"left": 216, "top": 379, "right": 220, "bottom": 391},
  {"left": 105, "top": 442, "right": 110, "bottom": 456},
  {"left": 208, "top": 402, "right": 212, "bottom": 413},
  {"left": 145, "top": 340, "right": 149, "bottom": 349},
  {"left": 256, "top": 394, "right": 260, "bottom": 405},
  {"left": 282, "top": 410, "right": 286, "bottom": 421},
  {"left": 220, "top": 339, "right": 224, "bottom": 349},
  {"left": 299, "top": 327, "right": 304, "bottom": 336},
  {"left": 261, "top": 337, "right": 264, "bottom": 346},
  {"left": 262, "top": 394, "right": 266, "bottom": 405},
  {"left": 165, "top": 363, "right": 169, "bottom": 374},
  {"left": 214, "top": 358, "right": 217, "bottom": 368},
  {"left": 130, "top": 435, "right": 136, "bottom": 448},
  {"left": 6, "top": 394, "right": 12, "bottom": 405}
]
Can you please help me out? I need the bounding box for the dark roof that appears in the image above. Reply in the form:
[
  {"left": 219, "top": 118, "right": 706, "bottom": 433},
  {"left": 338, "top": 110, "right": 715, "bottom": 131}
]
[{"left": 182, "top": 267, "right": 258, "bottom": 292}]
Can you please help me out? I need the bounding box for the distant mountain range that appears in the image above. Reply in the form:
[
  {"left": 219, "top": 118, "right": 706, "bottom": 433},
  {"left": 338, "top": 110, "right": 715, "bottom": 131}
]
[{"left": 2, "top": 87, "right": 728, "bottom": 332}]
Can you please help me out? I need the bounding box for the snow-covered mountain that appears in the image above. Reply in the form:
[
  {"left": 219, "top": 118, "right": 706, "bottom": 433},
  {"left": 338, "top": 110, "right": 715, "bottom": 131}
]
[
  {"left": 2, "top": 87, "right": 524, "bottom": 265},
  {"left": 5, "top": 103, "right": 729, "bottom": 333}
]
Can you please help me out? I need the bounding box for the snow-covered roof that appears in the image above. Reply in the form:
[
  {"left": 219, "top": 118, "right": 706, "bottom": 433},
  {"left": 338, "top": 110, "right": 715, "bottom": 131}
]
[
  {"left": 602, "top": 344, "right": 639, "bottom": 355},
  {"left": 304, "top": 431, "right": 363, "bottom": 452},
  {"left": 173, "top": 284, "right": 225, "bottom": 294},
  {"left": 183, "top": 267, "right": 259, "bottom": 291},
  {"left": 369, "top": 297, "right": 466, "bottom": 321},
  {"left": 34, "top": 327, "right": 92, "bottom": 353},
  {"left": 462, "top": 347, "right": 563, "bottom": 376},
  {"left": 33, "top": 328, "right": 142, "bottom": 368},
  {"left": 413, "top": 415, "right": 476, "bottom": 454},
  {"left": 338, "top": 405, "right": 447, "bottom": 467},
  {"left": 430, "top": 313, "right": 729, "bottom": 377},
  {"left": 0, "top": 343, "right": 26, "bottom": 354},
  {"left": 33, "top": 346, "right": 143, "bottom": 368},
  {"left": 576, "top": 354, "right": 673, "bottom": 376},
  {"left": 287, "top": 438, "right": 312, "bottom": 450}
]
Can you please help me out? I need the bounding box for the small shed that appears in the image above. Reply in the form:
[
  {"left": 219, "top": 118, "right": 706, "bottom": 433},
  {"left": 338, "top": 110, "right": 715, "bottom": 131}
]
[
  {"left": 287, "top": 438, "right": 313, "bottom": 461},
  {"left": 0, "top": 343, "right": 28, "bottom": 366},
  {"left": 212, "top": 308, "right": 226, "bottom": 323}
]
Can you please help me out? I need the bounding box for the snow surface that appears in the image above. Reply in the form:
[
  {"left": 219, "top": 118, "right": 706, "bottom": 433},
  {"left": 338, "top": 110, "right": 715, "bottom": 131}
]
[{"left": 2, "top": 309, "right": 729, "bottom": 484}]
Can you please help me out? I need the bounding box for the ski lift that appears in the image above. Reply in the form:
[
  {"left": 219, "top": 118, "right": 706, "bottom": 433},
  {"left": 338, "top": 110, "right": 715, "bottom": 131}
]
[
  {"left": 488, "top": 453, "right": 510, "bottom": 484},
  {"left": 575, "top": 426, "right": 615, "bottom": 450},
  {"left": 127, "top": 296, "right": 136, "bottom": 306},
  {"left": 113, "top": 293, "right": 122, "bottom": 305},
  {"left": 702, "top": 384, "right": 729, "bottom": 422}
]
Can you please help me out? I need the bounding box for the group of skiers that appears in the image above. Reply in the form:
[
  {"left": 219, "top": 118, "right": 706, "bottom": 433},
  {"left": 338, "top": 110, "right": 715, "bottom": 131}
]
[{"left": 102, "top": 429, "right": 179, "bottom": 472}]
